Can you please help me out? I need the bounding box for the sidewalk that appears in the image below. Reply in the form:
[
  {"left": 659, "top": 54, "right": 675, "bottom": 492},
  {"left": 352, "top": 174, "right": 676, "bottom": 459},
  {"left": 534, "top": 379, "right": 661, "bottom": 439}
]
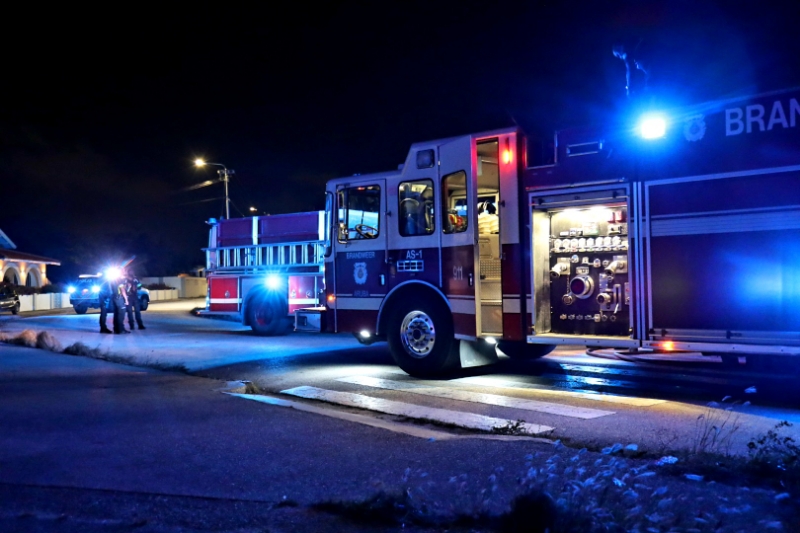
[{"left": 0, "top": 299, "right": 362, "bottom": 372}]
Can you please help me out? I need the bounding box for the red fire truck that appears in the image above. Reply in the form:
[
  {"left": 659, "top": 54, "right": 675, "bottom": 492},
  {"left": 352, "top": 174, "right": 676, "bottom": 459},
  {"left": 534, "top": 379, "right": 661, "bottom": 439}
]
[
  {"left": 206, "top": 88, "right": 800, "bottom": 378},
  {"left": 203, "top": 211, "right": 326, "bottom": 335}
]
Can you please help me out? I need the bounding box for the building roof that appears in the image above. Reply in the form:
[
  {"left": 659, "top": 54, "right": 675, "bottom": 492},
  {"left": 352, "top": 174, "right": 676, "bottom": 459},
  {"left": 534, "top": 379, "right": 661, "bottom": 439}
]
[{"left": 0, "top": 249, "right": 61, "bottom": 266}]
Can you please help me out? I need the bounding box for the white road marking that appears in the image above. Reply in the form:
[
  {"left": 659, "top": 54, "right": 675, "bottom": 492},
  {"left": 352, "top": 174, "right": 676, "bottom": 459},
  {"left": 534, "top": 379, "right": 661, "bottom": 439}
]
[
  {"left": 336, "top": 376, "right": 614, "bottom": 419},
  {"left": 279, "top": 386, "right": 554, "bottom": 435},
  {"left": 227, "top": 392, "right": 550, "bottom": 442},
  {"left": 452, "top": 376, "right": 666, "bottom": 407}
]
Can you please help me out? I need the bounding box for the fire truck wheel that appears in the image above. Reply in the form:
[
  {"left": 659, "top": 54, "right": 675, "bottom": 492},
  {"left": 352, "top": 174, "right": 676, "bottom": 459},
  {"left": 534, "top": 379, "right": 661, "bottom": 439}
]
[
  {"left": 496, "top": 341, "right": 555, "bottom": 360},
  {"left": 387, "top": 299, "right": 456, "bottom": 377},
  {"left": 247, "top": 292, "right": 292, "bottom": 336},
  {"left": 73, "top": 305, "right": 88, "bottom": 315}
]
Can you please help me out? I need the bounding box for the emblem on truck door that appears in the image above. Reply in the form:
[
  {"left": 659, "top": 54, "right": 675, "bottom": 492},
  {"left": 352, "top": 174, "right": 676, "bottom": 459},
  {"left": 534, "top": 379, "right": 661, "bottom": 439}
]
[
  {"left": 354, "top": 262, "right": 368, "bottom": 285},
  {"left": 684, "top": 114, "right": 706, "bottom": 142}
]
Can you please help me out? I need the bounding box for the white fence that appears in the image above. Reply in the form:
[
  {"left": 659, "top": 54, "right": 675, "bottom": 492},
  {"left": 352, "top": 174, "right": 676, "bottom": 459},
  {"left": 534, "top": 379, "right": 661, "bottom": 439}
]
[
  {"left": 147, "top": 289, "right": 179, "bottom": 302},
  {"left": 17, "top": 289, "right": 179, "bottom": 312},
  {"left": 18, "top": 293, "right": 73, "bottom": 312},
  {"left": 140, "top": 276, "right": 207, "bottom": 299}
]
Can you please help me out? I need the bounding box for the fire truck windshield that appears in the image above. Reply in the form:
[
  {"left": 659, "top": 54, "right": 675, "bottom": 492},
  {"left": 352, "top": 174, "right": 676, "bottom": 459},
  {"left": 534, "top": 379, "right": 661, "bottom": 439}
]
[{"left": 338, "top": 185, "right": 381, "bottom": 241}]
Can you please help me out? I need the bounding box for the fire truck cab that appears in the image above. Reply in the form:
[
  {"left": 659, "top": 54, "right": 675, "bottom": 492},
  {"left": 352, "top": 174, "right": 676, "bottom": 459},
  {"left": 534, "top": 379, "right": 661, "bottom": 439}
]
[{"left": 325, "top": 129, "right": 536, "bottom": 376}]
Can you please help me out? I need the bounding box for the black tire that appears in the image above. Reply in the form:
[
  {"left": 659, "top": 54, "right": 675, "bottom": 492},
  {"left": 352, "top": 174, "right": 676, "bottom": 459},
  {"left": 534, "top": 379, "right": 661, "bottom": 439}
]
[
  {"left": 497, "top": 341, "right": 555, "bottom": 360},
  {"left": 246, "top": 290, "right": 292, "bottom": 336},
  {"left": 74, "top": 305, "right": 88, "bottom": 315},
  {"left": 140, "top": 297, "right": 149, "bottom": 311},
  {"left": 11, "top": 302, "right": 20, "bottom": 315},
  {"left": 386, "top": 297, "right": 457, "bottom": 377}
]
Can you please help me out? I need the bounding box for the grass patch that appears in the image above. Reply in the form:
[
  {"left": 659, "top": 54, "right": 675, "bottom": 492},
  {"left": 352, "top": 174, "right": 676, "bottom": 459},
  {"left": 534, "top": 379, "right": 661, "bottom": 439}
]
[
  {"left": 0, "top": 329, "right": 62, "bottom": 352},
  {"left": 62, "top": 342, "right": 190, "bottom": 373},
  {"left": 316, "top": 444, "right": 797, "bottom": 532},
  {"left": 63, "top": 342, "right": 189, "bottom": 374},
  {"left": 243, "top": 381, "right": 262, "bottom": 395},
  {"left": 0, "top": 330, "right": 188, "bottom": 373}
]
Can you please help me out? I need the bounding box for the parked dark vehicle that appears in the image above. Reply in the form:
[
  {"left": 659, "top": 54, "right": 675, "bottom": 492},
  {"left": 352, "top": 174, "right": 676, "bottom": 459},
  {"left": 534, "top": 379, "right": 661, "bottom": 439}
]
[
  {"left": 68, "top": 276, "right": 150, "bottom": 314},
  {"left": 0, "top": 285, "right": 20, "bottom": 314}
]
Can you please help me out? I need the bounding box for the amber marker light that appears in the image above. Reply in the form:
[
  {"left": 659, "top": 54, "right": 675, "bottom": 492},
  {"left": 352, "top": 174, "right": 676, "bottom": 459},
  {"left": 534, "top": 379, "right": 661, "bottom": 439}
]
[{"left": 662, "top": 341, "right": 675, "bottom": 351}]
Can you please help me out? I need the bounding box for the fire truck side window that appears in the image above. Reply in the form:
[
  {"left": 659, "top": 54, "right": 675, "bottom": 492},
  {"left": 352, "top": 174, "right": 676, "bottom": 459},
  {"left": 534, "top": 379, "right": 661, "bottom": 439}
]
[
  {"left": 398, "top": 179, "right": 434, "bottom": 237},
  {"left": 442, "top": 170, "right": 468, "bottom": 234},
  {"left": 338, "top": 185, "right": 381, "bottom": 241}
]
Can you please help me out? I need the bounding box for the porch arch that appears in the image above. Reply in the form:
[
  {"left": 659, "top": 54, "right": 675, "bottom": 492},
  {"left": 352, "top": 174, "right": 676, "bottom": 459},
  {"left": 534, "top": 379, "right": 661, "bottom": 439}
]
[
  {"left": 2, "top": 265, "right": 21, "bottom": 285},
  {"left": 25, "top": 266, "right": 43, "bottom": 288}
]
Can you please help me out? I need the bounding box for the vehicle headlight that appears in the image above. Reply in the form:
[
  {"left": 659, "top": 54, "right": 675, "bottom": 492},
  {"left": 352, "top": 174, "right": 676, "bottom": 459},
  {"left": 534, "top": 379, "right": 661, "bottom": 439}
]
[
  {"left": 67, "top": 286, "right": 76, "bottom": 294},
  {"left": 91, "top": 285, "right": 100, "bottom": 293}
]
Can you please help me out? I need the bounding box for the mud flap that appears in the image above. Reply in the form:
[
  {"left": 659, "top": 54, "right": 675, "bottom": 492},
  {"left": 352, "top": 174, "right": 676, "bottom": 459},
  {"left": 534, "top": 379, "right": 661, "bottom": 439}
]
[{"left": 457, "top": 340, "right": 499, "bottom": 369}]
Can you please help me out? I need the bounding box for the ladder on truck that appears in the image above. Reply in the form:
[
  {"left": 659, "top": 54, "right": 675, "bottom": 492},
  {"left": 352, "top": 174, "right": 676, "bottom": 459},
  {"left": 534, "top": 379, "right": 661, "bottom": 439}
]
[{"left": 206, "top": 241, "right": 325, "bottom": 274}]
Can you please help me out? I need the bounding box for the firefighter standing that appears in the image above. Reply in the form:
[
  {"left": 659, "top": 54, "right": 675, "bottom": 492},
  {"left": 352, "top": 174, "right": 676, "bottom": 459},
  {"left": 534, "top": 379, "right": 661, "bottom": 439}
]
[
  {"left": 98, "top": 279, "right": 115, "bottom": 334},
  {"left": 125, "top": 276, "right": 146, "bottom": 330}
]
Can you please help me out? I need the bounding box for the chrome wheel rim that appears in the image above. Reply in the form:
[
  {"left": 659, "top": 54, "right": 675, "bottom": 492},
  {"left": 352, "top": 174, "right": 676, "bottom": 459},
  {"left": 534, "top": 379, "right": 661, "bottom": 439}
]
[{"left": 400, "top": 310, "right": 436, "bottom": 359}]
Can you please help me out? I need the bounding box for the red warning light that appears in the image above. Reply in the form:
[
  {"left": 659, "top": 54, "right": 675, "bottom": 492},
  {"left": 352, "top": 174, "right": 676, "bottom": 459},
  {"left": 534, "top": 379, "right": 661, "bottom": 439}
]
[{"left": 502, "top": 137, "right": 513, "bottom": 164}]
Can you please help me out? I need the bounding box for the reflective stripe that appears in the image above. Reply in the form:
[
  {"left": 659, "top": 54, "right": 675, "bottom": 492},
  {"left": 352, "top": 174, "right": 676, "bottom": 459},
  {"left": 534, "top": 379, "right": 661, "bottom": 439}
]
[
  {"left": 448, "top": 297, "right": 476, "bottom": 315},
  {"left": 651, "top": 210, "right": 800, "bottom": 236},
  {"left": 502, "top": 298, "right": 521, "bottom": 314},
  {"left": 335, "top": 297, "right": 383, "bottom": 310},
  {"left": 337, "top": 376, "right": 614, "bottom": 419},
  {"left": 280, "top": 386, "right": 553, "bottom": 435},
  {"left": 210, "top": 298, "right": 241, "bottom": 304},
  {"left": 289, "top": 298, "right": 317, "bottom": 305}
]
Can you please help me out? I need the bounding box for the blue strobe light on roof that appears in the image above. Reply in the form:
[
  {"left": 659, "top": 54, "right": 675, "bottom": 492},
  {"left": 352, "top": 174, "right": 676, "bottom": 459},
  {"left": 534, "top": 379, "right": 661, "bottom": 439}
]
[{"left": 639, "top": 114, "right": 667, "bottom": 139}]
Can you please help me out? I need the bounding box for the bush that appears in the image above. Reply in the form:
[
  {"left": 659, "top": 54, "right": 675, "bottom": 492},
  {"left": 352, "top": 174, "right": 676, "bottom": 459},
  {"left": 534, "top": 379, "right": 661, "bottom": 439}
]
[
  {"left": 39, "top": 283, "right": 67, "bottom": 294},
  {"left": 0, "top": 283, "right": 36, "bottom": 295},
  {"left": 0, "top": 282, "right": 67, "bottom": 295}
]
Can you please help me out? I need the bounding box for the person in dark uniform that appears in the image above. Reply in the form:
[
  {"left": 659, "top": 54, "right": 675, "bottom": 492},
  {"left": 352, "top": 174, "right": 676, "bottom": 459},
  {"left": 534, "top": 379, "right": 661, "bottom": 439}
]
[
  {"left": 125, "top": 276, "right": 146, "bottom": 330},
  {"left": 98, "top": 279, "right": 115, "bottom": 334},
  {"left": 113, "top": 280, "right": 130, "bottom": 334}
]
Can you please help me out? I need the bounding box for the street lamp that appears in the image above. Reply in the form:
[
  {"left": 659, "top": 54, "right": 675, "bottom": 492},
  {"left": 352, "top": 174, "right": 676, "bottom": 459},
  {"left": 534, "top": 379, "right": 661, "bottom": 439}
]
[{"left": 194, "top": 159, "right": 235, "bottom": 219}]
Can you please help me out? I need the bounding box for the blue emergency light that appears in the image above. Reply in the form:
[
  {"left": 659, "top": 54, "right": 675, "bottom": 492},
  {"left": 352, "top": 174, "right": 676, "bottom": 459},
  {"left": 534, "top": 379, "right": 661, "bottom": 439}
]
[{"left": 639, "top": 114, "right": 667, "bottom": 139}]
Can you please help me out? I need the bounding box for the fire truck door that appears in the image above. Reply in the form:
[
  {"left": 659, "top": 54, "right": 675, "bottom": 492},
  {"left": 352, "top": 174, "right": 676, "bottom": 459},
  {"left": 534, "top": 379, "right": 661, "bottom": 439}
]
[
  {"left": 333, "top": 180, "right": 387, "bottom": 331},
  {"left": 439, "top": 136, "right": 479, "bottom": 338}
]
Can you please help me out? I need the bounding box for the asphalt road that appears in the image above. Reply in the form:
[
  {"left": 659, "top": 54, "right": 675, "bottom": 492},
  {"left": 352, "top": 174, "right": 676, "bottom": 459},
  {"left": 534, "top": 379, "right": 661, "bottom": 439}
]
[
  {"left": 2, "top": 299, "right": 799, "bottom": 456},
  {"left": 1, "top": 300, "right": 798, "bottom": 531}
]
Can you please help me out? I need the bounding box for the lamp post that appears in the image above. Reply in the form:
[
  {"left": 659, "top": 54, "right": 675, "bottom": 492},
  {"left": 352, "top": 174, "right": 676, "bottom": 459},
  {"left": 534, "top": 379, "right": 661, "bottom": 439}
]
[{"left": 194, "top": 159, "right": 235, "bottom": 219}]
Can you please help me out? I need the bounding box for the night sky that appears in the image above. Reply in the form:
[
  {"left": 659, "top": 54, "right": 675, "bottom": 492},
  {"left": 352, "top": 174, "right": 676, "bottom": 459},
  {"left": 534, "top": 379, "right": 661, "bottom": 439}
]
[{"left": 2, "top": 1, "right": 798, "bottom": 281}]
